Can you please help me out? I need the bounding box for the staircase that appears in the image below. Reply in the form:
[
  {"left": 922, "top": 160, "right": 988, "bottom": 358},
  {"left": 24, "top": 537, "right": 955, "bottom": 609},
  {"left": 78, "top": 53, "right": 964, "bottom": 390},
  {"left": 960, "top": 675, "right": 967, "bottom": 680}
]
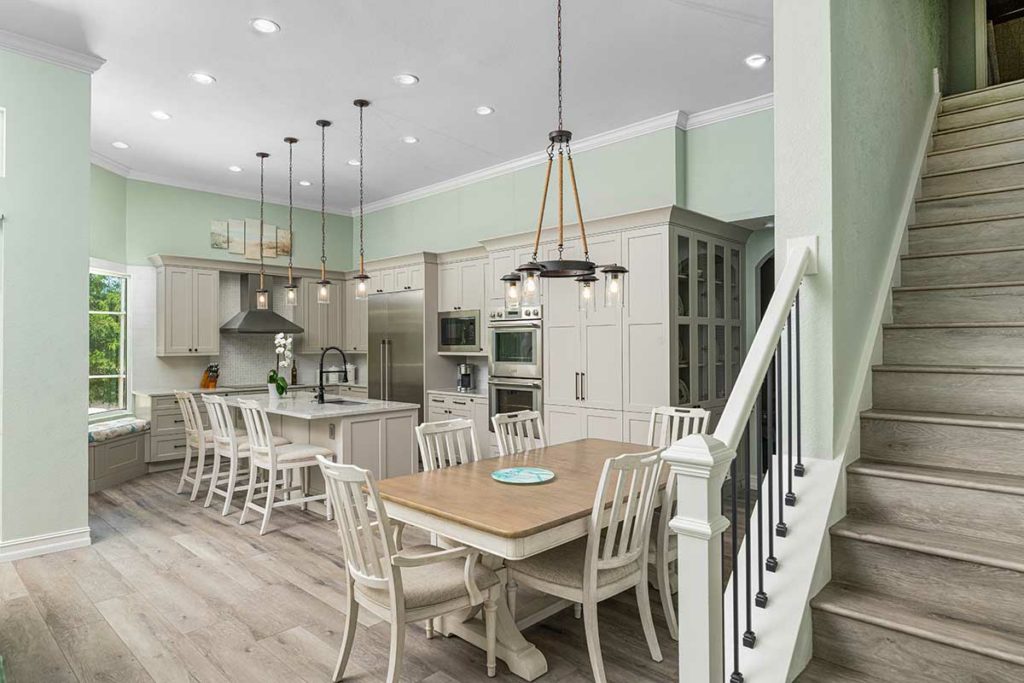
[{"left": 798, "top": 79, "right": 1024, "bottom": 681}]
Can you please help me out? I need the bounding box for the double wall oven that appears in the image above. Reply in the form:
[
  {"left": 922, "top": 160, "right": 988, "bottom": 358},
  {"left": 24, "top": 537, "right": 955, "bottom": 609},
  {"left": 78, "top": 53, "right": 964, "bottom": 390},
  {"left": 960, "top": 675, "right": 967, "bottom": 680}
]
[{"left": 488, "top": 306, "right": 543, "bottom": 431}]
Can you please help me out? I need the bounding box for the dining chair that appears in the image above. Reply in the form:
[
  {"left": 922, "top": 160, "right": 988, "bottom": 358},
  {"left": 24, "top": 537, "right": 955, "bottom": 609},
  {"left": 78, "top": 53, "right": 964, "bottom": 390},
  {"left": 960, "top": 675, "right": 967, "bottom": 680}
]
[
  {"left": 507, "top": 449, "right": 664, "bottom": 683},
  {"left": 236, "top": 399, "right": 335, "bottom": 535},
  {"left": 647, "top": 405, "right": 710, "bottom": 640},
  {"left": 492, "top": 410, "right": 547, "bottom": 456},
  {"left": 201, "top": 394, "right": 290, "bottom": 516},
  {"left": 174, "top": 391, "right": 216, "bottom": 502},
  {"left": 416, "top": 418, "right": 480, "bottom": 471},
  {"left": 317, "top": 456, "right": 502, "bottom": 682}
]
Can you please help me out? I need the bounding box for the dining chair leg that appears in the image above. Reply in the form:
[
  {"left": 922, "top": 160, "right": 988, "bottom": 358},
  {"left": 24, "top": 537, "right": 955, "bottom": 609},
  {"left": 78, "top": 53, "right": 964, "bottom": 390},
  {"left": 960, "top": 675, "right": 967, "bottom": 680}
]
[
  {"left": 259, "top": 466, "right": 277, "bottom": 536},
  {"left": 386, "top": 612, "right": 405, "bottom": 683},
  {"left": 582, "top": 601, "right": 607, "bottom": 683},
  {"left": 636, "top": 578, "right": 664, "bottom": 662},
  {"left": 484, "top": 591, "right": 498, "bottom": 677},
  {"left": 189, "top": 447, "right": 207, "bottom": 502},
  {"left": 176, "top": 444, "right": 192, "bottom": 494},
  {"left": 204, "top": 451, "right": 222, "bottom": 508},
  {"left": 239, "top": 465, "right": 259, "bottom": 526},
  {"left": 656, "top": 546, "right": 678, "bottom": 640},
  {"left": 574, "top": 603, "right": 582, "bottom": 619},
  {"left": 506, "top": 579, "right": 518, "bottom": 622},
  {"left": 424, "top": 619, "right": 434, "bottom": 639},
  {"left": 332, "top": 583, "right": 360, "bottom": 683},
  {"left": 222, "top": 457, "right": 239, "bottom": 517}
]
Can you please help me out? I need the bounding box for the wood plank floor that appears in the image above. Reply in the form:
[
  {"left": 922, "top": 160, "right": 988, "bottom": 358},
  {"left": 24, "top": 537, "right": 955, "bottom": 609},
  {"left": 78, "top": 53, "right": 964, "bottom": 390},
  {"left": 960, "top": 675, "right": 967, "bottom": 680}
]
[{"left": 0, "top": 472, "right": 680, "bottom": 682}]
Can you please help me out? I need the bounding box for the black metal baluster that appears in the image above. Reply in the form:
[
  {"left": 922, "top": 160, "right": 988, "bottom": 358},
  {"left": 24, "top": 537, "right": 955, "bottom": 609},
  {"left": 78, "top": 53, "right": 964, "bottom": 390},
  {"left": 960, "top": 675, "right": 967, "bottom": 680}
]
[
  {"left": 730, "top": 458, "right": 743, "bottom": 682},
  {"left": 794, "top": 291, "right": 805, "bottom": 477},
  {"left": 765, "top": 349, "right": 778, "bottom": 573},
  {"left": 785, "top": 310, "right": 796, "bottom": 508},
  {"left": 756, "top": 394, "right": 768, "bottom": 604},
  {"left": 775, "top": 340, "right": 787, "bottom": 538},
  {"left": 743, "top": 419, "right": 756, "bottom": 647}
]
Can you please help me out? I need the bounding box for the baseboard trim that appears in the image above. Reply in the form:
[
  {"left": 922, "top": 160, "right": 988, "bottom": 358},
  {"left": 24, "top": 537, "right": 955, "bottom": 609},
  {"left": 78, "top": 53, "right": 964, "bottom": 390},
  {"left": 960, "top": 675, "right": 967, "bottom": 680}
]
[{"left": 0, "top": 527, "right": 91, "bottom": 562}]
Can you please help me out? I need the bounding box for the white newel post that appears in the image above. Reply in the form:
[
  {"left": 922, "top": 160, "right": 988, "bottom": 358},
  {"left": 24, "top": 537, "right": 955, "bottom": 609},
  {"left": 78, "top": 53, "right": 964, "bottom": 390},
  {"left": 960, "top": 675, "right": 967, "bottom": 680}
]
[{"left": 663, "top": 433, "right": 735, "bottom": 683}]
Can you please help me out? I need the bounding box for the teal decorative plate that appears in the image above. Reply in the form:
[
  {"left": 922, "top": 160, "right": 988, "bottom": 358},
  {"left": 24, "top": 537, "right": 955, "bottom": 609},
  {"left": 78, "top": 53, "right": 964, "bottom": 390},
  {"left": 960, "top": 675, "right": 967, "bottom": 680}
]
[{"left": 491, "top": 466, "right": 555, "bottom": 485}]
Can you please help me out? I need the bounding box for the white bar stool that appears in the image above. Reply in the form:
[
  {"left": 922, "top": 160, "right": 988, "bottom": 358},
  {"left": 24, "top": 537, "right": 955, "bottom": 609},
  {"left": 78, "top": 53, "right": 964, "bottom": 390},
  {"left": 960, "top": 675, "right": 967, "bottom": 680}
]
[{"left": 174, "top": 391, "right": 215, "bottom": 501}]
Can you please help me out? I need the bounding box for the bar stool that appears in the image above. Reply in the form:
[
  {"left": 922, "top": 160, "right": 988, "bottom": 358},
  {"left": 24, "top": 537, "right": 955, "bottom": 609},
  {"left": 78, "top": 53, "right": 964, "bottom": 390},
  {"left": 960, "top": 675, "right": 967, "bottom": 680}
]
[{"left": 174, "top": 391, "right": 216, "bottom": 501}]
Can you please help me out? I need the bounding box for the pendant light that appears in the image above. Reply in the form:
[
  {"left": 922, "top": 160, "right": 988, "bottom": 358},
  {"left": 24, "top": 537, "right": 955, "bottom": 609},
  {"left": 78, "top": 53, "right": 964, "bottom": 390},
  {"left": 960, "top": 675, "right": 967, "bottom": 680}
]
[
  {"left": 255, "top": 151, "right": 270, "bottom": 310},
  {"left": 511, "top": 0, "right": 627, "bottom": 308},
  {"left": 352, "top": 99, "right": 371, "bottom": 300},
  {"left": 315, "top": 119, "right": 332, "bottom": 304},
  {"left": 283, "top": 136, "right": 299, "bottom": 306}
]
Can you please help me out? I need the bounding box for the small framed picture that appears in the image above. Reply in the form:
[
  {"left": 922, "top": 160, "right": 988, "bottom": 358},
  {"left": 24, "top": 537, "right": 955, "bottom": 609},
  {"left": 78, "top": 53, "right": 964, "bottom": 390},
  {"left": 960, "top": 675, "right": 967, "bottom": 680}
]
[{"left": 210, "top": 220, "right": 228, "bottom": 249}]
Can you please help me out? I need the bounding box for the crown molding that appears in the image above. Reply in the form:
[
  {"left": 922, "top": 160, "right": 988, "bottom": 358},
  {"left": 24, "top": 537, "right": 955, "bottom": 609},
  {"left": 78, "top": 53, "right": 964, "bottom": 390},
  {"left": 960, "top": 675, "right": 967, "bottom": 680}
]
[
  {"left": 0, "top": 29, "right": 104, "bottom": 74},
  {"left": 90, "top": 150, "right": 131, "bottom": 177},
  {"left": 685, "top": 93, "right": 773, "bottom": 130}
]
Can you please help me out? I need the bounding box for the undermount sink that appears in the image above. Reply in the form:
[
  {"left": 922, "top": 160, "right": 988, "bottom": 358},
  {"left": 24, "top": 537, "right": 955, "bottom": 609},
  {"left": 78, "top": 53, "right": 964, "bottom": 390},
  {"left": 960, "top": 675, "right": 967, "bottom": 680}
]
[{"left": 317, "top": 397, "right": 367, "bottom": 406}]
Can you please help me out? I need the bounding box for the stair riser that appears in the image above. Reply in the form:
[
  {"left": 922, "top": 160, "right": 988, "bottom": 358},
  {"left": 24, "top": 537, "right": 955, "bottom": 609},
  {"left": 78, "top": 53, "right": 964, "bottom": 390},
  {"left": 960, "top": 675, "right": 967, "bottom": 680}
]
[
  {"left": 939, "top": 99, "right": 1024, "bottom": 131},
  {"left": 873, "top": 369, "right": 1024, "bottom": 418},
  {"left": 933, "top": 117, "right": 1024, "bottom": 151},
  {"left": 927, "top": 138, "right": 1024, "bottom": 174},
  {"left": 923, "top": 162, "right": 1024, "bottom": 197},
  {"left": 901, "top": 249, "right": 1024, "bottom": 286},
  {"left": 812, "top": 609, "right": 1024, "bottom": 682},
  {"left": 847, "top": 472, "right": 1024, "bottom": 545},
  {"left": 916, "top": 188, "right": 1024, "bottom": 223},
  {"left": 943, "top": 81, "right": 1024, "bottom": 113},
  {"left": 909, "top": 219, "right": 1024, "bottom": 254},
  {"left": 861, "top": 417, "right": 1024, "bottom": 476},
  {"left": 883, "top": 327, "right": 1024, "bottom": 366},
  {"left": 831, "top": 535, "right": 1024, "bottom": 636},
  {"left": 893, "top": 285, "right": 1024, "bottom": 323}
]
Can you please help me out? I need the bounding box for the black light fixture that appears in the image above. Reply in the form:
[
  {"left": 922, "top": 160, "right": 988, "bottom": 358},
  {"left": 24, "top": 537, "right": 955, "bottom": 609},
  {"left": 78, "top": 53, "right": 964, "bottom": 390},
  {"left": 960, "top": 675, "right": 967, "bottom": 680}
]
[
  {"left": 283, "top": 136, "right": 299, "bottom": 306},
  {"left": 510, "top": 0, "right": 627, "bottom": 308},
  {"left": 256, "top": 151, "right": 270, "bottom": 310},
  {"left": 316, "top": 119, "right": 332, "bottom": 304},
  {"left": 352, "top": 99, "right": 372, "bottom": 301}
]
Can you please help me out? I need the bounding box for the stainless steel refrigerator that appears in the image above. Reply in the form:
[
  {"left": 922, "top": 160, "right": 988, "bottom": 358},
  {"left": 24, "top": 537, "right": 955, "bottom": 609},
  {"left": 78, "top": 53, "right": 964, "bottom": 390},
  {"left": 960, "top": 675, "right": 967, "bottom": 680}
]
[{"left": 368, "top": 290, "right": 425, "bottom": 421}]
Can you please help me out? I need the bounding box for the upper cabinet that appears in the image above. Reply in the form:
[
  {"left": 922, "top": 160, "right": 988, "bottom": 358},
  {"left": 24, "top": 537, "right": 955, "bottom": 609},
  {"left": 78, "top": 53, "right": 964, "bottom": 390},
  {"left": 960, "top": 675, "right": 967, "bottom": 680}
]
[
  {"left": 368, "top": 265, "right": 423, "bottom": 295},
  {"left": 156, "top": 267, "right": 219, "bottom": 356},
  {"left": 298, "top": 279, "right": 344, "bottom": 354},
  {"left": 438, "top": 258, "right": 485, "bottom": 312},
  {"left": 343, "top": 279, "right": 368, "bottom": 353}
]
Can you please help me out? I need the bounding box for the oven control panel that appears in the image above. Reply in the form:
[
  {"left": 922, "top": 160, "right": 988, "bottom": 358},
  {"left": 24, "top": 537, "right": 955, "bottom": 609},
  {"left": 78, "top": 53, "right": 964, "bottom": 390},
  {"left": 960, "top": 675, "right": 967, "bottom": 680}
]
[{"left": 489, "top": 306, "right": 542, "bottom": 321}]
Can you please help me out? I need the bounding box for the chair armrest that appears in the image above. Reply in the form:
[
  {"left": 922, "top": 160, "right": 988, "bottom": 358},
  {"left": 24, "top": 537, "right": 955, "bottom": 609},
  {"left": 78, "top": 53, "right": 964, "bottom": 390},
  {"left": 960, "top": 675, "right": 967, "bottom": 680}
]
[{"left": 392, "top": 546, "right": 485, "bottom": 605}]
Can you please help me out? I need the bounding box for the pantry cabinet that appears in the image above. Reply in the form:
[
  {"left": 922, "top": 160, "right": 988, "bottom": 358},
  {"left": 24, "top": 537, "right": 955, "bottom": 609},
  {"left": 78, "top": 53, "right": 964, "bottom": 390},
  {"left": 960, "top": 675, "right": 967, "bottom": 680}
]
[
  {"left": 156, "top": 267, "right": 219, "bottom": 356},
  {"left": 545, "top": 405, "right": 623, "bottom": 444}
]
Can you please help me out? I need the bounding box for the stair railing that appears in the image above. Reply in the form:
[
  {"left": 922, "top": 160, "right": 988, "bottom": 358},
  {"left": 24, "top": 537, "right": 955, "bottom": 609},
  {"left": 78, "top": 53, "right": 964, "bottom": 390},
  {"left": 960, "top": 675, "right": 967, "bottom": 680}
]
[{"left": 664, "top": 237, "right": 817, "bottom": 682}]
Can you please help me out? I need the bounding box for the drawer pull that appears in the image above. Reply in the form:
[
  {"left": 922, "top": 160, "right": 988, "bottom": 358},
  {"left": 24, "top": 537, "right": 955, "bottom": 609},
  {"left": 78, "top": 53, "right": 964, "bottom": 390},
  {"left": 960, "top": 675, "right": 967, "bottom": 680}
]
[
  {"left": 173, "top": 419, "right": 184, "bottom": 424},
  {"left": 173, "top": 444, "right": 186, "bottom": 449}
]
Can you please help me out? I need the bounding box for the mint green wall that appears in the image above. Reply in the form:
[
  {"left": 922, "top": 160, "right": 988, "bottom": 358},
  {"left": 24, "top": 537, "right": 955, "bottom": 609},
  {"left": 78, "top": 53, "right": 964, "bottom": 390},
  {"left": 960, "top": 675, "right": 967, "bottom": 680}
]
[
  {"left": 360, "top": 127, "right": 680, "bottom": 260},
  {"left": 685, "top": 110, "right": 775, "bottom": 222},
  {"left": 0, "top": 49, "right": 92, "bottom": 544},
  {"left": 948, "top": 0, "right": 980, "bottom": 95},
  {"left": 90, "top": 164, "right": 127, "bottom": 263}
]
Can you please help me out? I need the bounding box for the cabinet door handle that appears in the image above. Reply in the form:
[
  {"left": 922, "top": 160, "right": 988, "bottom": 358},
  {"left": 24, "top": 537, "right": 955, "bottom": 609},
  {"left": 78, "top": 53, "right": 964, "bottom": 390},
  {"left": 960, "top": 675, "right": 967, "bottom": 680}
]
[
  {"left": 174, "top": 419, "right": 184, "bottom": 424},
  {"left": 581, "top": 372, "right": 586, "bottom": 401},
  {"left": 575, "top": 372, "right": 580, "bottom": 401}
]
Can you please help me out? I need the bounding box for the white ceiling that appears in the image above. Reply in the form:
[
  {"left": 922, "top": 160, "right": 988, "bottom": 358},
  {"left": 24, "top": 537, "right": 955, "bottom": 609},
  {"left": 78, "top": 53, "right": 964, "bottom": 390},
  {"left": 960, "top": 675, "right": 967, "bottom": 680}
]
[{"left": 4, "top": 0, "right": 772, "bottom": 214}]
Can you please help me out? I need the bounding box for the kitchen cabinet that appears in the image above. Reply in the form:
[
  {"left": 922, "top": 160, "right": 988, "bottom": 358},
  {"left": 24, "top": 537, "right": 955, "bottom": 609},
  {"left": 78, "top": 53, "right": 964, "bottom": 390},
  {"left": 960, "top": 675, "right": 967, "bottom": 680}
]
[
  {"left": 343, "top": 279, "right": 368, "bottom": 352},
  {"left": 545, "top": 405, "right": 623, "bottom": 445},
  {"left": 369, "top": 265, "right": 423, "bottom": 295},
  {"left": 395, "top": 265, "right": 424, "bottom": 292},
  {"left": 425, "top": 391, "right": 491, "bottom": 457},
  {"left": 156, "top": 267, "right": 219, "bottom": 356},
  {"left": 438, "top": 258, "right": 485, "bottom": 312},
  {"left": 299, "top": 279, "right": 343, "bottom": 354}
]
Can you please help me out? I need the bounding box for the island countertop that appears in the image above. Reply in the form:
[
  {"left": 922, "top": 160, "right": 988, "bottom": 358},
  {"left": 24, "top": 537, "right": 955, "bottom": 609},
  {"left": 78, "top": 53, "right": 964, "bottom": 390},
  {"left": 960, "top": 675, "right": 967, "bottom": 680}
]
[{"left": 224, "top": 391, "right": 419, "bottom": 420}]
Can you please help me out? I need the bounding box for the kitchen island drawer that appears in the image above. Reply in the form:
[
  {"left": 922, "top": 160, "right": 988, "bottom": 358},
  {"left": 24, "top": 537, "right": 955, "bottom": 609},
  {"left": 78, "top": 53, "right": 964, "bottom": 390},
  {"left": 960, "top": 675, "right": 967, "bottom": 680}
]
[
  {"left": 149, "top": 435, "right": 188, "bottom": 463},
  {"left": 151, "top": 410, "right": 188, "bottom": 436}
]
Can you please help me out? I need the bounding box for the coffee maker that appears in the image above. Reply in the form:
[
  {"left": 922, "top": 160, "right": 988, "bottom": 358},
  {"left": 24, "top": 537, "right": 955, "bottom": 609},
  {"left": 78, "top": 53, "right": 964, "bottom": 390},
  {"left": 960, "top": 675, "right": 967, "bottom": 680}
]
[{"left": 456, "top": 362, "right": 476, "bottom": 393}]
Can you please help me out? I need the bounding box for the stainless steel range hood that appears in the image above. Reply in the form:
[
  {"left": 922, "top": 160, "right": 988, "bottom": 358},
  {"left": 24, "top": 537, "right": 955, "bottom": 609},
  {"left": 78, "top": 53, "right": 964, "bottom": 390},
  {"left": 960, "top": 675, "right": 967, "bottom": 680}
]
[{"left": 220, "top": 274, "right": 304, "bottom": 334}]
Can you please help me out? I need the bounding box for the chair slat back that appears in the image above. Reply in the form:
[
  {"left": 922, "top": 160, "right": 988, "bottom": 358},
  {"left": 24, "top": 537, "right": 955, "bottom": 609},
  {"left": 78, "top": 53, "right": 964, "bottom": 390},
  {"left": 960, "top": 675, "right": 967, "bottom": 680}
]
[
  {"left": 586, "top": 449, "right": 663, "bottom": 576},
  {"left": 492, "top": 411, "right": 547, "bottom": 456},
  {"left": 647, "top": 406, "right": 711, "bottom": 449},
  {"left": 175, "top": 391, "right": 206, "bottom": 448},
  {"left": 317, "top": 456, "right": 393, "bottom": 591},
  {"left": 202, "top": 394, "right": 242, "bottom": 454},
  {"left": 416, "top": 419, "right": 479, "bottom": 471},
  {"left": 237, "top": 400, "right": 277, "bottom": 468}
]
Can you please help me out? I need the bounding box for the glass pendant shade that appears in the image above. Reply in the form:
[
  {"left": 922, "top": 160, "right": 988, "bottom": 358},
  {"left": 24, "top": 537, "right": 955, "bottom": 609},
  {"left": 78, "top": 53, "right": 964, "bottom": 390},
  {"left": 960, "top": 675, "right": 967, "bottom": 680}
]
[
  {"left": 501, "top": 272, "right": 522, "bottom": 309},
  {"left": 353, "top": 273, "right": 370, "bottom": 301},
  {"left": 603, "top": 264, "right": 627, "bottom": 308},
  {"left": 256, "top": 288, "right": 269, "bottom": 310},
  {"left": 577, "top": 274, "right": 598, "bottom": 312},
  {"left": 284, "top": 284, "right": 298, "bottom": 307},
  {"left": 317, "top": 280, "right": 331, "bottom": 305},
  {"left": 517, "top": 263, "right": 542, "bottom": 307}
]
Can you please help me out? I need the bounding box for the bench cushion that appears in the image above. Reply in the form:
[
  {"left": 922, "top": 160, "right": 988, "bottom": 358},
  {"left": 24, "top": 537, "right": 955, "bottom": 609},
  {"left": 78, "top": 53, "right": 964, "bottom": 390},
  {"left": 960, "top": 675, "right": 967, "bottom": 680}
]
[{"left": 88, "top": 418, "right": 150, "bottom": 444}]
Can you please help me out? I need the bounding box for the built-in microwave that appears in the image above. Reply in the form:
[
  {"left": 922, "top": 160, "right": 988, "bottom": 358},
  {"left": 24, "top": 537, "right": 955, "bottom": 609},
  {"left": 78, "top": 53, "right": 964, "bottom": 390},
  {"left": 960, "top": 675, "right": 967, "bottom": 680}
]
[
  {"left": 488, "top": 318, "right": 542, "bottom": 379},
  {"left": 438, "top": 310, "right": 482, "bottom": 353}
]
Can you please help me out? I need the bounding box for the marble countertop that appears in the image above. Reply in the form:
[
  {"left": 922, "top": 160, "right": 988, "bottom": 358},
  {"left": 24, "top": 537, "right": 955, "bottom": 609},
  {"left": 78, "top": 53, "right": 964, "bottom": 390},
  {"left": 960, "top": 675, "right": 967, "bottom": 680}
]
[
  {"left": 223, "top": 391, "right": 419, "bottom": 420},
  {"left": 135, "top": 383, "right": 368, "bottom": 397},
  {"left": 427, "top": 388, "right": 488, "bottom": 399}
]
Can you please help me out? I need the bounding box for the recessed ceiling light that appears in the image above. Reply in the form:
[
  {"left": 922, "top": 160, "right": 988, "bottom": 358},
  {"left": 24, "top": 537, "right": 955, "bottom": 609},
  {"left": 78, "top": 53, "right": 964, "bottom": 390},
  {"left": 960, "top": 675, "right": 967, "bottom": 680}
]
[
  {"left": 347, "top": 159, "right": 361, "bottom": 166},
  {"left": 393, "top": 73, "right": 419, "bottom": 86},
  {"left": 250, "top": 18, "right": 280, "bottom": 33},
  {"left": 150, "top": 110, "right": 172, "bottom": 121},
  {"left": 400, "top": 135, "right": 419, "bottom": 144},
  {"left": 188, "top": 72, "right": 216, "bottom": 85},
  {"left": 299, "top": 180, "right": 311, "bottom": 186},
  {"left": 111, "top": 141, "right": 130, "bottom": 150},
  {"left": 475, "top": 105, "right": 495, "bottom": 116},
  {"left": 744, "top": 53, "right": 770, "bottom": 69},
  {"left": 228, "top": 165, "right": 243, "bottom": 173}
]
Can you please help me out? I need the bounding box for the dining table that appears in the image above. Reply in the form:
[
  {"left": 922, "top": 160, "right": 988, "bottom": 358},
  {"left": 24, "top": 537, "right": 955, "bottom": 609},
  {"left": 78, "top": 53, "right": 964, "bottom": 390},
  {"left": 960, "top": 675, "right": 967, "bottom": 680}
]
[{"left": 376, "top": 437, "right": 656, "bottom": 681}]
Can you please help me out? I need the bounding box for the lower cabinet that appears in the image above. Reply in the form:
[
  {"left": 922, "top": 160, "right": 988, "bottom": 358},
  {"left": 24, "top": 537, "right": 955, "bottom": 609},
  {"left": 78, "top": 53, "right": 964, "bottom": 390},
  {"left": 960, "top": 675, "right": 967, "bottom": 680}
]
[
  {"left": 624, "top": 411, "right": 654, "bottom": 445},
  {"left": 425, "top": 391, "right": 491, "bottom": 458},
  {"left": 545, "top": 405, "right": 623, "bottom": 445},
  {"left": 90, "top": 432, "right": 149, "bottom": 493}
]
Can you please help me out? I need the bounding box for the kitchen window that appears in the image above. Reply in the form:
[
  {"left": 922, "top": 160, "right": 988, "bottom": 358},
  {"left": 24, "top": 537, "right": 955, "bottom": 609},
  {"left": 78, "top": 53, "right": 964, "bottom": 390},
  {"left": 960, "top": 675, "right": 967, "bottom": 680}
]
[{"left": 89, "top": 270, "right": 130, "bottom": 418}]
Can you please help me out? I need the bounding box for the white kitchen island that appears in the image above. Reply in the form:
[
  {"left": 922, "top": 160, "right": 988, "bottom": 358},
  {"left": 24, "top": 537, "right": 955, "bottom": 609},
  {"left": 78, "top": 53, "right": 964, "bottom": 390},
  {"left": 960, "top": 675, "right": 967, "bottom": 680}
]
[{"left": 225, "top": 392, "right": 420, "bottom": 483}]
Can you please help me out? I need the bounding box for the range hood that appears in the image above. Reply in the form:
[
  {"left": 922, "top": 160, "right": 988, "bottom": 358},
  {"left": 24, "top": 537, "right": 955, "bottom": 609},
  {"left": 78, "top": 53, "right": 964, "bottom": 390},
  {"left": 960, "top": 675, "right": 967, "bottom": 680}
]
[{"left": 220, "top": 274, "right": 304, "bottom": 335}]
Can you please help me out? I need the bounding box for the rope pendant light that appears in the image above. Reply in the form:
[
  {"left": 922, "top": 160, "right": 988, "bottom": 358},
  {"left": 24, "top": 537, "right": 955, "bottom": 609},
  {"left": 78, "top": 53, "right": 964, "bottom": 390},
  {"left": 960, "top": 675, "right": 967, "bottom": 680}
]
[
  {"left": 352, "top": 99, "right": 371, "bottom": 300},
  {"left": 509, "top": 0, "right": 628, "bottom": 310},
  {"left": 283, "top": 136, "right": 299, "bottom": 306},
  {"left": 255, "top": 151, "right": 270, "bottom": 310},
  {"left": 315, "top": 119, "right": 332, "bottom": 304}
]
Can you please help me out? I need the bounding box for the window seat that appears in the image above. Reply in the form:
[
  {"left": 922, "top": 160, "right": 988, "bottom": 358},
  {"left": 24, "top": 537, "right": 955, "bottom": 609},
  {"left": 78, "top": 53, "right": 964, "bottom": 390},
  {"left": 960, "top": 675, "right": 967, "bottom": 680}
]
[
  {"left": 88, "top": 417, "right": 150, "bottom": 443},
  {"left": 88, "top": 417, "right": 150, "bottom": 492}
]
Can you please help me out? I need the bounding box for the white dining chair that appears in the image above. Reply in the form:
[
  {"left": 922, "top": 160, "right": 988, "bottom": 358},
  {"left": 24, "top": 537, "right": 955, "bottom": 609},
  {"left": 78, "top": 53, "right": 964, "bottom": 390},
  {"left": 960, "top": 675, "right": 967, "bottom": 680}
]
[
  {"left": 647, "top": 405, "right": 710, "bottom": 640},
  {"left": 236, "top": 399, "right": 335, "bottom": 535},
  {"left": 174, "top": 391, "right": 216, "bottom": 501},
  {"left": 416, "top": 418, "right": 480, "bottom": 471},
  {"left": 507, "top": 449, "right": 664, "bottom": 683},
  {"left": 201, "top": 394, "right": 290, "bottom": 516},
  {"left": 492, "top": 410, "right": 547, "bottom": 456},
  {"left": 317, "top": 456, "right": 502, "bottom": 682}
]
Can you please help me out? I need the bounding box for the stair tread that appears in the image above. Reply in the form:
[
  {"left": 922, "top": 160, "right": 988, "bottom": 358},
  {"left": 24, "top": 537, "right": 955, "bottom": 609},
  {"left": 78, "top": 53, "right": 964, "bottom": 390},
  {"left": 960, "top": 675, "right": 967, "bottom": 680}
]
[
  {"left": 938, "top": 94, "right": 1024, "bottom": 118},
  {"left": 923, "top": 157, "right": 1024, "bottom": 179},
  {"left": 934, "top": 112, "right": 1024, "bottom": 136},
  {"left": 833, "top": 518, "right": 1024, "bottom": 573},
  {"left": 915, "top": 182, "right": 1024, "bottom": 203},
  {"left": 901, "top": 245, "right": 1024, "bottom": 260},
  {"left": 796, "top": 659, "right": 889, "bottom": 683},
  {"left": 910, "top": 211, "right": 1024, "bottom": 229},
  {"left": 861, "top": 408, "right": 1024, "bottom": 430},
  {"left": 943, "top": 77, "right": 1024, "bottom": 103},
  {"left": 812, "top": 583, "right": 1024, "bottom": 666},
  {"left": 894, "top": 280, "right": 1024, "bottom": 292},
  {"left": 873, "top": 363, "right": 1024, "bottom": 375},
  {"left": 849, "top": 459, "right": 1024, "bottom": 496},
  {"left": 884, "top": 321, "right": 1024, "bottom": 329},
  {"left": 928, "top": 134, "right": 1024, "bottom": 157}
]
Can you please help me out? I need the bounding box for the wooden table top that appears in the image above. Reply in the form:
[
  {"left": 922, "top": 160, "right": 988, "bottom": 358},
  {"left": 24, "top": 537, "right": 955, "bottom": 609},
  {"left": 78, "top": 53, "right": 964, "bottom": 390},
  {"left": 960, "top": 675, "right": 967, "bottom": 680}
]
[{"left": 376, "top": 439, "right": 655, "bottom": 539}]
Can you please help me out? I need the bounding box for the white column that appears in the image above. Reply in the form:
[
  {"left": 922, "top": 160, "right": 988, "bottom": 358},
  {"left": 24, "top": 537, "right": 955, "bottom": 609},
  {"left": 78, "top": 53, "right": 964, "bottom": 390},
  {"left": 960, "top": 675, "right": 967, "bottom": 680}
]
[{"left": 663, "top": 433, "right": 735, "bottom": 683}]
